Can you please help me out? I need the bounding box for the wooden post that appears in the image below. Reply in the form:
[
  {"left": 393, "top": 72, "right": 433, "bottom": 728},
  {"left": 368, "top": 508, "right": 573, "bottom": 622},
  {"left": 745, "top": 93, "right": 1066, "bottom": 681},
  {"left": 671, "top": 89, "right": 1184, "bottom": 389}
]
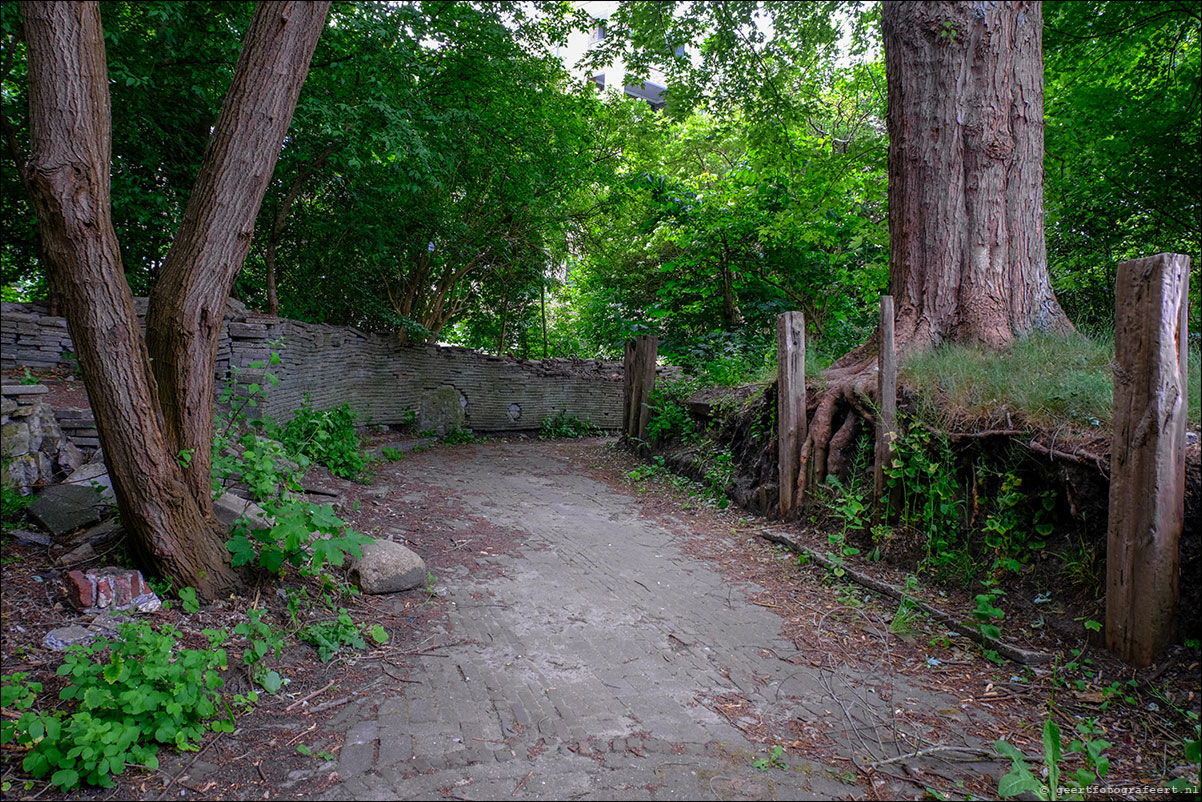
[
  {"left": 1106, "top": 253, "right": 1190, "bottom": 666},
  {"left": 874, "top": 296, "right": 897, "bottom": 511},
  {"left": 776, "top": 311, "right": 806, "bottom": 517},
  {"left": 623, "top": 335, "right": 658, "bottom": 443}
]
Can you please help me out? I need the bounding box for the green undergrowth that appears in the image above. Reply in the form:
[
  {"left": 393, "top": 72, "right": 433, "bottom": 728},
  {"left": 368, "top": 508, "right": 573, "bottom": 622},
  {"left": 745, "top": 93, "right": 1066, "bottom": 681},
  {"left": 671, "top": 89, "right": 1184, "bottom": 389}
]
[
  {"left": 0, "top": 347, "right": 390, "bottom": 793},
  {"left": 539, "top": 411, "right": 602, "bottom": 439},
  {"left": 270, "top": 397, "right": 367, "bottom": 479}
]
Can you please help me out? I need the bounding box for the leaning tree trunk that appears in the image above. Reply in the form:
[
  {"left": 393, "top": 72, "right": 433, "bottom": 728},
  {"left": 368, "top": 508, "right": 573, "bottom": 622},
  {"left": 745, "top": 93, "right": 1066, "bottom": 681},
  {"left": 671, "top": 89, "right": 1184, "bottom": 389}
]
[
  {"left": 796, "top": 1, "right": 1072, "bottom": 504},
  {"left": 147, "top": 0, "right": 330, "bottom": 508},
  {"left": 22, "top": 1, "right": 240, "bottom": 598},
  {"left": 22, "top": 0, "right": 329, "bottom": 600}
]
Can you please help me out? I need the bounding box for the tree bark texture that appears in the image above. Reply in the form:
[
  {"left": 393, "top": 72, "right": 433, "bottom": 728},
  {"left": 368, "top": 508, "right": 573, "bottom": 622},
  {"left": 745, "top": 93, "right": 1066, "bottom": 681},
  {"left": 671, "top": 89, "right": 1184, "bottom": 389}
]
[
  {"left": 776, "top": 312, "right": 806, "bottom": 518},
  {"left": 21, "top": 1, "right": 239, "bottom": 598},
  {"left": 1106, "top": 253, "right": 1189, "bottom": 666},
  {"left": 873, "top": 296, "right": 897, "bottom": 510},
  {"left": 623, "top": 336, "right": 658, "bottom": 444},
  {"left": 881, "top": 1, "right": 1070, "bottom": 351},
  {"left": 146, "top": 0, "right": 330, "bottom": 507}
]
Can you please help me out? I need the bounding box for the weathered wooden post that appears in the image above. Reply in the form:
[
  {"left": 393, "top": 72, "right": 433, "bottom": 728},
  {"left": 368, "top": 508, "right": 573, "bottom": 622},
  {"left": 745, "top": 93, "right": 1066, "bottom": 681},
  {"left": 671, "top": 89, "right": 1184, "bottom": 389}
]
[
  {"left": 1106, "top": 253, "right": 1190, "bottom": 666},
  {"left": 623, "top": 335, "right": 658, "bottom": 443},
  {"left": 776, "top": 311, "right": 806, "bottom": 517},
  {"left": 873, "top": 296, "right": 897, "bottom": 512}
]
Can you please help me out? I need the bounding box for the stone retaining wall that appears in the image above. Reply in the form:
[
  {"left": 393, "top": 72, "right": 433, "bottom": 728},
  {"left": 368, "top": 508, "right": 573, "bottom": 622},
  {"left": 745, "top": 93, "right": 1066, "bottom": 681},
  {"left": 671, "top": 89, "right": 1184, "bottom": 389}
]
[
  {"left": 2, "top": 300, "right": 626, "bottom": 432},
  {"left": 1, "top": 384, "right": 92, "bottom": 492}
]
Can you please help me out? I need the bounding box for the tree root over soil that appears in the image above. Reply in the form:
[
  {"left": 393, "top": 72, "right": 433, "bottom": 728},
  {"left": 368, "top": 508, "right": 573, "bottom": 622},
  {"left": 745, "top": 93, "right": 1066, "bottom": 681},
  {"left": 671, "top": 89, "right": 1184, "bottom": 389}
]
[
  {"left": 753, "top": 526, "right": 1054, "bottom": 665},
  {"left": 796, "top": 358, "right": 880, "bottom": 503}
]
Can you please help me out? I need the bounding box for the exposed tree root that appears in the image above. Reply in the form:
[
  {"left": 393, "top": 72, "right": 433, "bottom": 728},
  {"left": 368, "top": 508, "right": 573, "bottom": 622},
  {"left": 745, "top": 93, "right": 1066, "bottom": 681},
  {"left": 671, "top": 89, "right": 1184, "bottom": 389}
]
[{"left": 796, "top": 355, "right": 881, "bottom": 506}]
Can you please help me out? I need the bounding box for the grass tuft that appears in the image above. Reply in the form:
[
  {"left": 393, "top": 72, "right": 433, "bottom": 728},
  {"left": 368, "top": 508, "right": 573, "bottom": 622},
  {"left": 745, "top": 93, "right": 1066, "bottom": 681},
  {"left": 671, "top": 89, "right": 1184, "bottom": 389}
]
[
  {"left": 902, "top": 330, "right": 1116, "bottom": 431},
  {"left": 903, "top": 329, "right": 1201, "bottom": 431}
]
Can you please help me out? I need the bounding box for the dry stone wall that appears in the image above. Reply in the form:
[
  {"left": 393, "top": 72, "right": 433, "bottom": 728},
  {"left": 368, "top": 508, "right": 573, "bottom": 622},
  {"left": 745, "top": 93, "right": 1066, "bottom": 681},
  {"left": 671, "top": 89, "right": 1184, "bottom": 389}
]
[{"left": 2, "top": 300, "right": 625, "bottom": 433}]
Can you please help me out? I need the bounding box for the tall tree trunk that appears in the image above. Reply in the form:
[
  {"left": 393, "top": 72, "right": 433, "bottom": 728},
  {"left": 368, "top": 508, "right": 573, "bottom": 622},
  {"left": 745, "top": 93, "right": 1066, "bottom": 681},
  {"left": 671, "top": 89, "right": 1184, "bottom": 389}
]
[
  {"left": 801, "top": 1, "right": 1072, "bottom": 502},
  {"left": 22, "top": 0, "right": 329, "bottom": 601},
  {"left": 146, "top": 0, "right": 330, "bottom": 507},
  {"left": 21, "top": 1, "right": 238, "bottom": 598},
  {"left": 881, "top": 0, "right": 1069, "bottom": 352}
]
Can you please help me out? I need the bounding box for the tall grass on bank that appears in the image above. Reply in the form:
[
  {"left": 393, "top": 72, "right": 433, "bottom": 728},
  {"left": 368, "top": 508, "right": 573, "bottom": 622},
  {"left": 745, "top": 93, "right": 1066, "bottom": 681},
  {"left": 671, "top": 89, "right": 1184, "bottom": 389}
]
[{"left": 900, "top": 330, "right": 1119, "bottom": 432}]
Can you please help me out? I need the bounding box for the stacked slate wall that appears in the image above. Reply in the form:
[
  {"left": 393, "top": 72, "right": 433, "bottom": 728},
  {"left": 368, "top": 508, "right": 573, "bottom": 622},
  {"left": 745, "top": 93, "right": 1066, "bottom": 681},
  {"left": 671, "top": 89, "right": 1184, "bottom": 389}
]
[{"left": 2, "top": 301, "right": 625, "bottom": 432}]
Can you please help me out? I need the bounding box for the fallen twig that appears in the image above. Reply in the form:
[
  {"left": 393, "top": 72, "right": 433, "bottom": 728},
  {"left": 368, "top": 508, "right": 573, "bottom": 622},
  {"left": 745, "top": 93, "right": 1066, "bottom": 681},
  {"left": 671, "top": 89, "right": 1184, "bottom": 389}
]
[
  {"left": 306, "top": 695, "right": 355, "bottom": 715},
  {"left": 512, "top": 770, "right": 533, "bottom": 796},
  {"left": 285, "top": 679, "right": 335, "bottom": 712},
  {"left": 285, "top": 722, "right": 318, "bottom": 746}
]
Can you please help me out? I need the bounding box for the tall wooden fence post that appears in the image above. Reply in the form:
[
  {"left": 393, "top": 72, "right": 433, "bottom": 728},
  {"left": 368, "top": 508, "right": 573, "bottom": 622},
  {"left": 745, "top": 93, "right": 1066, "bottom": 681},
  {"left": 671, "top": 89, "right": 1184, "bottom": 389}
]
[
  {"left": 1106, "top": 253, "right": 1190, "bottom": 666},
  {"left": 874, "top": 296, "right": 897, "bottom": 512},
  {"left": 623, "top": 335, "right": 658, "bottom": 444},
  {"left": 777, "top": 311, "right": 806, "bottom": 517}
]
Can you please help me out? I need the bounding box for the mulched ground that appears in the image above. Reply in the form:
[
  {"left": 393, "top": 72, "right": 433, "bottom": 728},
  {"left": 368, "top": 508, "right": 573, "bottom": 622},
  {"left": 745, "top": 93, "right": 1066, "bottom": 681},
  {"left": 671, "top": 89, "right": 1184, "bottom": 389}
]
[{"left": 2, "top": 435, "right": 1199, "bottom": 800}]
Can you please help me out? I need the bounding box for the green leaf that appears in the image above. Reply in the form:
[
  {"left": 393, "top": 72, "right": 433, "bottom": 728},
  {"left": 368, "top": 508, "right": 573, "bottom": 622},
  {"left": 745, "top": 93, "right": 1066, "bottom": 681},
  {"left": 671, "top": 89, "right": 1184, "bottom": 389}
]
[
  {"left": 260, "top": 670, "right": 284, "bottom": 694},
  {"left": 103, "top": 652, "right": 126, "bottom": 685},
  {"left": 1043, "top": 719, "right": 1062, "bottom": 792},
  {"left": 51, "top": 768, "right": 80, "bottom": 790}
]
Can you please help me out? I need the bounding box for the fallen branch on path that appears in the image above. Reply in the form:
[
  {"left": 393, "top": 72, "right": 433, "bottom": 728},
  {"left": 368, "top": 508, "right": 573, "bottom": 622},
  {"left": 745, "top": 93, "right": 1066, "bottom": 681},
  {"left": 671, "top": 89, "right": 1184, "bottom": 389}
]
[
  {"left": 866, "top": 744, "right": 992, "bottom": 769},
  {"left": 753, "top": 528, "right": 1053, "bottom": 665}
]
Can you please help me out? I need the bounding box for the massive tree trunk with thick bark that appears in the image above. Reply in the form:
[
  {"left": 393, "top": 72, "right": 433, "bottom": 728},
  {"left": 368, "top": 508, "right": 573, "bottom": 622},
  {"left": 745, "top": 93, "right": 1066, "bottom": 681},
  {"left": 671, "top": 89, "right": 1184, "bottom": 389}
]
[
  {"left": 796, "top": 1, "right": 1072, "bottom": 503},
  {"left": 21, "top": 1, "right": 329, "bottom": 599},
  {"left": 881, "top": 0, "right": 1069, "bottom": 352}
]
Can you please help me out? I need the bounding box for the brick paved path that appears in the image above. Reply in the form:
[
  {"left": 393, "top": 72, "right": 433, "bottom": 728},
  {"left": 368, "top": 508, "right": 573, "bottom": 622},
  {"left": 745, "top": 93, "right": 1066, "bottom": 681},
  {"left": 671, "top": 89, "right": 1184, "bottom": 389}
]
[{"left": 321, "top": 441, "right": 982, "bottom": 800}]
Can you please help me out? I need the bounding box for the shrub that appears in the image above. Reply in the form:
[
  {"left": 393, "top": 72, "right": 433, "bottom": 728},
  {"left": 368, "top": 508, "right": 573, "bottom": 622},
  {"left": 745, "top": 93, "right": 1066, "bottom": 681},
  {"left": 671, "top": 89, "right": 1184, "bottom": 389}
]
[
  {"left": 539, "top": 411, "right": 601, "bottom": 439},
  {"left": 273, "top": 398, "right": 366, "bottom": 479},
  {"left": 1, "top": 622, "right": 243, "bottom": 791}
]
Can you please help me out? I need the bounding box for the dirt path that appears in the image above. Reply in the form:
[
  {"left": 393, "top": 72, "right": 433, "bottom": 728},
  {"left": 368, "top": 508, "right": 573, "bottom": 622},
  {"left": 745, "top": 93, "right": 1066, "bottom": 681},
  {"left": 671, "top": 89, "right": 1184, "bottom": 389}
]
[{"left": 318, "top": 439, "right": 1000, "bottom": 800}]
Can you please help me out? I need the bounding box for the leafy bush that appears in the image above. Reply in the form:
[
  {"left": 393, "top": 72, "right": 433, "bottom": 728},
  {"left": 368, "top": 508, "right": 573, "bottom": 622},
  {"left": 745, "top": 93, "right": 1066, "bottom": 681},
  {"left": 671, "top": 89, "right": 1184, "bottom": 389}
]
[
  {"left": 644, "top": 378, "right": 698, "bottom": 443},
  {"left": 539, "top": 411, "right": 601, "bottom": 439},
  {"left": 995, "top": 718, "right": 1112, "bottom": 800},
  {"left": 273, "top": 398, "right": 366, "bottom": 479},
  {"left": 213, "top": 431, "right": 306, "bottom": 501},
  {"left": 440, "top": 427, "right": 483, "bottom": 445},
  {"left": 226, "top": 498, "right": 371, "bottom": 581},
  {"left": 1, "top": 622, "right": 241, "bottom": 791},
  {"left": 233, "top": 608, "right": 287, "bottom": 693},
  {"left": 883, "top": 421, "right": 968, "bottom": 581},
  {"left": 980, "top": 468, "right": 1056, "bottom": 574}
]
